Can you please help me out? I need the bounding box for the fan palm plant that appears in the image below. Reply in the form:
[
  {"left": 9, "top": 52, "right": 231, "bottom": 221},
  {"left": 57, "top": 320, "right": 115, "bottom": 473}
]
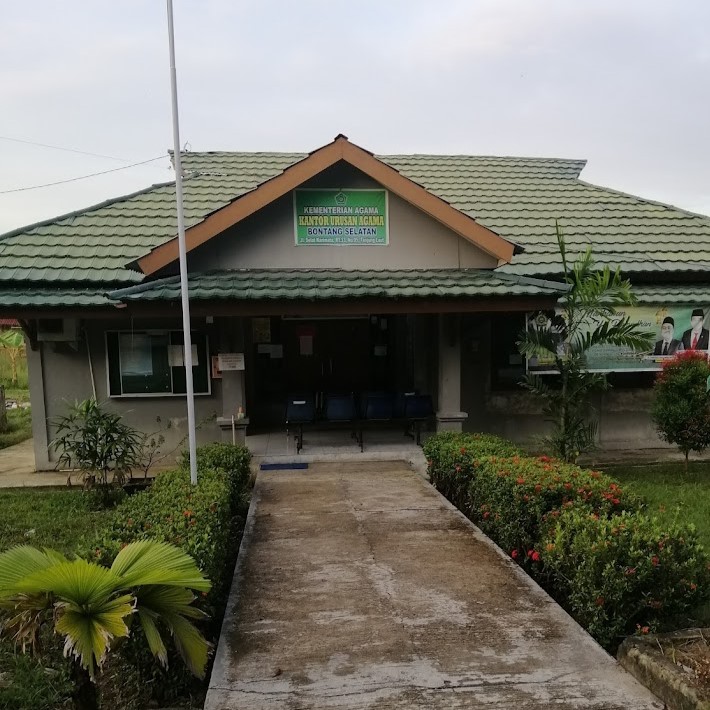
[
  {"left": 518, "top": 223, "right": 654, "bottom": 462},
  {"left": 0, "top": 540, "right": 212, "bottom": 710}
]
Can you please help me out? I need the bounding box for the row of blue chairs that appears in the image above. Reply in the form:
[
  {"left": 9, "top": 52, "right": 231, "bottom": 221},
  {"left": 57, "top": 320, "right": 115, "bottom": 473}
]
[{"left": 286, "top": 392, "right": 434, "bottom": 453}]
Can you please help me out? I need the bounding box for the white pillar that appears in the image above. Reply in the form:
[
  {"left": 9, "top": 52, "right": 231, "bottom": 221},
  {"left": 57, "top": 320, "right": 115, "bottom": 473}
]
[{"left": 436, "top": 314, "right": 468, "bottom": 432}]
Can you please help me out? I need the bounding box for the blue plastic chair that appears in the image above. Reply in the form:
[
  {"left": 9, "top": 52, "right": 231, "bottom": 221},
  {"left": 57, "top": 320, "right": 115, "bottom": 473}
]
[{"left": 286, "top": 394, "right": 315, "bottom": 453}]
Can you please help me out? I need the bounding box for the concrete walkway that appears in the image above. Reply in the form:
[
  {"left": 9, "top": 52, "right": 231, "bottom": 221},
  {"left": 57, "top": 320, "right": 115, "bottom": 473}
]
[
  {"left": 205, "top": 461, "right": 661, "bottom": 709},
  {"left": 0, "top": 438, "right": 68, "bottom": 487}
]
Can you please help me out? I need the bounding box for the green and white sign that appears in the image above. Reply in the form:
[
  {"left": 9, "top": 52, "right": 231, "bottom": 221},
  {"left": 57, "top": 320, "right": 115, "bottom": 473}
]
[{"left": 294, "top": 189, "right": 388, "bottom": 246}]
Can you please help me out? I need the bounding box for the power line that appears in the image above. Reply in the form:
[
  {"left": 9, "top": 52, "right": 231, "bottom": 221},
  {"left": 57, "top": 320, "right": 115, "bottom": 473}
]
[
  {"left": 0, "top": 135, "right": 131, "bottom": 162},
  {"left": 0, "top": 156, "right": 168, "bottom": 195}
]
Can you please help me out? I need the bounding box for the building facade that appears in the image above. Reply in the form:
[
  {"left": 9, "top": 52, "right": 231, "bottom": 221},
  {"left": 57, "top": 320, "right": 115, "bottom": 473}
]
[{"left": 2, "top": 136, "right": 709, "bottom": 469}]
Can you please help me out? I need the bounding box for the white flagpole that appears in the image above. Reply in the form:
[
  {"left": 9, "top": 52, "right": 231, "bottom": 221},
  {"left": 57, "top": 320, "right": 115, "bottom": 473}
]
[{"left": 166, "top": 0, "right": 198, "bottom": 485}]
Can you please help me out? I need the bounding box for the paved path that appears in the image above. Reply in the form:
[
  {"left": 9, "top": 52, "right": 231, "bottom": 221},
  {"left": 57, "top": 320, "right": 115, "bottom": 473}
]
[
  {"left": 205, "top": 461, "right": 661, "bottom": 709},
  {"left": 0, "top": 438, "right": 68, "bottom": 487}
]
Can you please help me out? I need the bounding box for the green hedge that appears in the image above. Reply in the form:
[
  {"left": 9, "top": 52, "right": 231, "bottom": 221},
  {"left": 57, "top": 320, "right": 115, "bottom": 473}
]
[
  {"left": 425, "top": 432, "right": 710, "bottom": 649},
  {"left": 84, "top": 443, "right": 252, "bottom": 706},
  {"left": 464, "top": 455, "right": 640, "bottom": 558},
  {"left": 541, "top": 508, "right": 710, "bottom": 647},
  {"left": 424, "top": 432, "right": 522, "bottom": 504}
]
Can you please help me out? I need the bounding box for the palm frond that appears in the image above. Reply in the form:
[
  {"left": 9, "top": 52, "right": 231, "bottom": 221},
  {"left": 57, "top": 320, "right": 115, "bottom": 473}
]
[
  {"left": 16, "top": 558, "right": 122, "bottom": 606},
  {"left": 517, "top": 324, "right": 563, "bottom": 359},
  {"left": 55, "top": 594, "right": 133, "bottom": 679},
  {"left": 0, "top": 546, "right": 61, "bottom": 596},
  {"left": 133, "top": 585, "right": 210, "bottom": 677},
  {"left": 0, "top": 592, "right": 52, "bottom": 654},
  {"left": 135, "top": 584, "right": 207, "bottom": 621},
  {"left": 111, "top": 541, "right": 211, "bottom": 592},
  {"left": 136, "top": 608, "right": 168, "bottom": 668},
  {"left": 572, "top": 317, "right": 654, "bottom": 354},
  {"left": 160, "top": 611, "right": 212, "bottom": 679}
]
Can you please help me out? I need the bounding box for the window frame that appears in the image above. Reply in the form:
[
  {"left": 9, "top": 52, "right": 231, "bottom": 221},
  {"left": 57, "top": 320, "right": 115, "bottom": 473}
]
[{"left": 105, "top": 329, "right": 212, "bottom": 398}]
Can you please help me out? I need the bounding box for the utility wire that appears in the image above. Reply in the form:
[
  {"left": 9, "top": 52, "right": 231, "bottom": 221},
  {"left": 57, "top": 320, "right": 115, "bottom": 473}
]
[
  {"left": 0, "top": 135, "right": 129, "bottom": 162},
  {"left": 0, "top": 156, "right": 168, "bottom": 194}
]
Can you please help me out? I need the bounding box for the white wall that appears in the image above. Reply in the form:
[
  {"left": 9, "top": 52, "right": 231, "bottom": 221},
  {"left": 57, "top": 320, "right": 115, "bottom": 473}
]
[{"left": 33, "top": 317, "right": 222, "bottom": 470}]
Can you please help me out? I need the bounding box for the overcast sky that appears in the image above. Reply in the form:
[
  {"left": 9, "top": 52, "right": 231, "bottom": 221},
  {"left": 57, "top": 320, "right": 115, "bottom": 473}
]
[{"left": 2, "top": 0, "right": 710, "bottom": 234}]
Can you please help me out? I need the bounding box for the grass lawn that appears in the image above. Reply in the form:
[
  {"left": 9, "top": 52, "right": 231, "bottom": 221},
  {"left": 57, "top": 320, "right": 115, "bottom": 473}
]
[
  {"left": 0, "top": 488, "right": 112, "bottom": 552},
  {"left": 603, "top": 461, "right": 710, "bottom": 551},
  {"left": 0, "top": 406, "right": 32, "bottom": 451},
  {"left": 0, "top": 489, "right": 114, "bottom": 710}
]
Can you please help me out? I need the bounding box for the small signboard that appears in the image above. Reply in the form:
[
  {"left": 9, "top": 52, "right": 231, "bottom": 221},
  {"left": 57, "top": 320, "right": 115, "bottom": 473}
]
[
  {"left": 218, "top": 353, "right": 245, "bottom": 371},
  {"left": 294, "top": 189, "right": 388, "bottom": 246}
]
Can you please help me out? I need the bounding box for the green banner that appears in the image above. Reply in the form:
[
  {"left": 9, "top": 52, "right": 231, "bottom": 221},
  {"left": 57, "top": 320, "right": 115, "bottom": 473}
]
[
  {"left": 294, "top": 189, "right": 388, "bottom": 245},
  {"left": 527, "top": 305, "right": 710, "bottom": 373}
]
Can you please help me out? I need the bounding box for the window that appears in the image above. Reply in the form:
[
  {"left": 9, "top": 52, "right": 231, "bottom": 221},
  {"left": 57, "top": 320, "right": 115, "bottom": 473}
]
[
  {"left": 106, "top": 330, "right": 210, "bottom": 396},
  {"left": 490, "top": 314, "right": 526, "bottom": 390}
]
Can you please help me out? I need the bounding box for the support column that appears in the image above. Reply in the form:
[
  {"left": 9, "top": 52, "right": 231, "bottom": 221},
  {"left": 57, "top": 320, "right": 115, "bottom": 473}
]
[
  {"left": 27, "top": 340, "right": 50, "bottom": 470},
  {"left": 216, "top": 318, "right": 248, "bottom": 445},
  {"left": 436, "top": 314, "right": 468, "bottom": 432}
]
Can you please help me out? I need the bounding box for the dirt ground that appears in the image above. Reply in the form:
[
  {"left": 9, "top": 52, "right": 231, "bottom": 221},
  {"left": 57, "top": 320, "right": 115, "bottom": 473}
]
[{"left": 659, "top": 633, "right": 710, "bottom": 700}]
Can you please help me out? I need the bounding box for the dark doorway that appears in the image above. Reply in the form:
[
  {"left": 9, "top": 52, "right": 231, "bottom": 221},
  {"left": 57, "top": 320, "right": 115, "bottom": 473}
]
[{"left": 247, "top": 316, "right": 401, "bottom": 427}]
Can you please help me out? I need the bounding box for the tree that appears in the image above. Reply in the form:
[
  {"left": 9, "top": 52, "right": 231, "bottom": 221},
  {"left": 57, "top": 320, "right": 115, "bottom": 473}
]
[
  {"left": 0, "top": 540, "right": 212, "bottom": 710},
  {"left": 518, "top": 224, "right": 654, "bottom": 462},
  {"left": 651, "top": 351, "right": 710, "bottom": 469},
  {"left": 0, "top": 328, "right": 25, "bottom": 386}
]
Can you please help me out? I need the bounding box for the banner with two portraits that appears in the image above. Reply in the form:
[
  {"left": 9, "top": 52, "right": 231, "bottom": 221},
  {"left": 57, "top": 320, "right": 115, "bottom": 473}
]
[{"left": 526, "top": 305, "right": 710, "bottom": 374}]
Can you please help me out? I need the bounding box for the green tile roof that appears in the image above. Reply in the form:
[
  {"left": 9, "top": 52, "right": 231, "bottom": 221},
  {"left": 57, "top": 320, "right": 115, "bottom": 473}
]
[
  {"left": 182, "top": 152, "right": 710, "bottom": 278},
  {"left": 0, "top": 287, "right": 111, "bottom": 308},
  {"left": 2, "top": 148, "right": 710, "bottom": 305},
  {"left": 109, "top": 269, "right": 568, "bottom": 303},
  {"left": 631, "top": 284, "right": 710, "bottom": 305}
]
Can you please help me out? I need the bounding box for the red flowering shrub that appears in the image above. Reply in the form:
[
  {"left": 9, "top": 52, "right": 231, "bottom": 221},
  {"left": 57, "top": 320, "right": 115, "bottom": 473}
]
[
  {"left": 652, "top": 350, "right": 710, "bottom": 467},
  {"left": 422, "top": 432, "right": 521, "bottom": 504},
  {"left": 462, "top": 455, "right": 639, "bottom": 557},
  {"left": 540, "top": 509, "right": 710, "bottom": 648}
]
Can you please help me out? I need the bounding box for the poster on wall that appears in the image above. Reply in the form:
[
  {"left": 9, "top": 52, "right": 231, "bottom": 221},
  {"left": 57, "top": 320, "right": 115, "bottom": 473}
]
[
  {"left": 526, "top": 305, "right": 710, "bottom": 374},
  {"left": 294, "top": 189, "right": 388, "bottom": 246}
]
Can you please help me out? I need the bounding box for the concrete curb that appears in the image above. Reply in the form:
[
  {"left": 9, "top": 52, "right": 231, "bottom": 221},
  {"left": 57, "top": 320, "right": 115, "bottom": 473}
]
[{"left": 618, "top": 632, "right": 710, "bottom": 710}]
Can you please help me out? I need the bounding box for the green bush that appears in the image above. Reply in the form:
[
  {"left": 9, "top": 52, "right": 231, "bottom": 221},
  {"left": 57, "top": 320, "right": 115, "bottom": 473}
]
[
  {"left": 83, "top": 443, "right": 252, "bottom": 706},
  {"left": 466, "top": 455, "right": 640, "bottom": 559},
  {"left": 652, "top": 351, "right": 710, "bottom": 466},
  {"left": 89, "top": 466, "right": 234, "bottom": 589},
  {"left": 540, "top": 509, "right": 710, "bottom": 647},
  {"left": 423, "top": 432, "right": 522, "bottom": 503},
  {"left": 180, "top": 442, "right": 252, "bottom": 514}
]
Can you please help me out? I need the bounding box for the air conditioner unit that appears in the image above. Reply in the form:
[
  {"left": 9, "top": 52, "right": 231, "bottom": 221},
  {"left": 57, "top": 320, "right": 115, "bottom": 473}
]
[{"left": 37, "top": 318, "right": 79, "bottom": 342}]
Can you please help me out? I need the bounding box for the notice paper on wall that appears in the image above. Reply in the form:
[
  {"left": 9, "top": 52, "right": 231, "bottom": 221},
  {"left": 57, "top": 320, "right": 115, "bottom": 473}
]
[
  {"left": 218, "top": 353, "right": 245, "bottom": 371},
  {"left": 252, "top": 317, "right": 271, "bottom": 343},
  {"left": 168, "top": 344, "right": 198, "bottom": 367}
]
